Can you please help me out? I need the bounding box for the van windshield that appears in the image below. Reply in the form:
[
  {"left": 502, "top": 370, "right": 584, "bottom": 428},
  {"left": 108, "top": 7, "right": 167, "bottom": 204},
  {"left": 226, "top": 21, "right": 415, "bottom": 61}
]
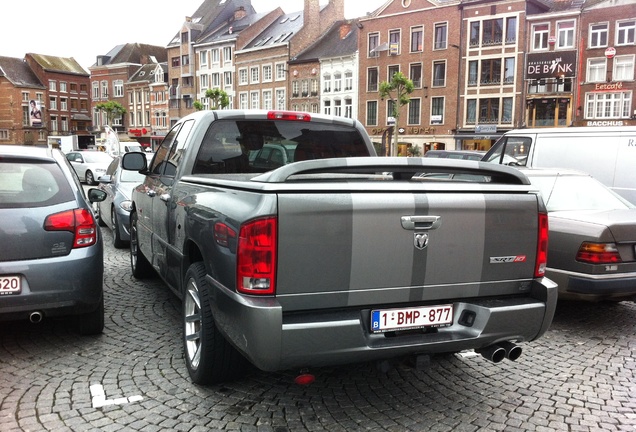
[{"left": 484, "top": 136, "right": 532, "bottom": 166}]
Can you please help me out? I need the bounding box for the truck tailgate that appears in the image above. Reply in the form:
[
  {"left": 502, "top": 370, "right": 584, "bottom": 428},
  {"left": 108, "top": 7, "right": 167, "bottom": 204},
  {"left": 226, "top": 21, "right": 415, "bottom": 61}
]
[{"left": 276, "top": 190, "right": 538, "bottom": 310}]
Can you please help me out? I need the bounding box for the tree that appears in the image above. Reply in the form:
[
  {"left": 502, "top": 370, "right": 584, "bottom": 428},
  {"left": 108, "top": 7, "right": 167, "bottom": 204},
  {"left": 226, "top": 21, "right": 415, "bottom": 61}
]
[
  {"left": 195, "top": 88, "right": 231, "bottom": 111},
  {"left": 95, "top": 101, "right": 127, "bottom": 126},
  {"left": 379, "top": 72, "right": 414, "bottom": 157}
]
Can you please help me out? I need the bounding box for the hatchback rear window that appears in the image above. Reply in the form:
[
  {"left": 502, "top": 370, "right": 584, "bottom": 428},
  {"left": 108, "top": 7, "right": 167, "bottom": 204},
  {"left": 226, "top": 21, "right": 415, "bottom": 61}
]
[{"left": 0, "top": 161, "right": 74, "bottom": 208}]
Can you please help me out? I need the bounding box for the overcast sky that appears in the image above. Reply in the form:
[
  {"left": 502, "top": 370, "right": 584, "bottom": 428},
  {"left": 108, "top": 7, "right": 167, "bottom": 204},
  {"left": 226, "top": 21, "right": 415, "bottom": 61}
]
[{"left": 2, "top": 0, "right": 386, "bottom": 71}]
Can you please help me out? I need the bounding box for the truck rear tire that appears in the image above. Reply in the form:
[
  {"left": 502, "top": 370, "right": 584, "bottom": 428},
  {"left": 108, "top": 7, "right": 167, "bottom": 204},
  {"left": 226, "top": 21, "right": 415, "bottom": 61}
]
[
  {"left": 130, "top": 211, "right": 153, "bottom": 279},
  {"left": 183, "top": 262, "right": 247, "bottom": 384}
]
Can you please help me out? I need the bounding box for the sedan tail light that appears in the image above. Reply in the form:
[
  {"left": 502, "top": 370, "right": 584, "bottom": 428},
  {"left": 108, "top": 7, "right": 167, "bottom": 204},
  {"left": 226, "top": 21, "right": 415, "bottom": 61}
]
[
  {"left": 237, "top": 217, "right": 277, "bottom": 295},
  {"left": 44, "top": 208, "right": 97, "bottom": 248},
  {"left": 576, "top": 242, "right": 622, "bottom": 264}
]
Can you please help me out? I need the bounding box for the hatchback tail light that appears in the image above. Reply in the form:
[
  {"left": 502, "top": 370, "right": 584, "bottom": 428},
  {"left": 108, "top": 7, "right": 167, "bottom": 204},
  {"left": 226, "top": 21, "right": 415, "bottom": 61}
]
[
  {"left": 44, "top": 208, "right": 97, "bottom": 248},
  {"left": 237, "top": 217, "right": 277, "bottom": 295},
  {"left": 576, "top": 242, "right": 622, "bottom": 264},
  {"left": 535, "top": 212, "right": 549, "bottom": 278}
]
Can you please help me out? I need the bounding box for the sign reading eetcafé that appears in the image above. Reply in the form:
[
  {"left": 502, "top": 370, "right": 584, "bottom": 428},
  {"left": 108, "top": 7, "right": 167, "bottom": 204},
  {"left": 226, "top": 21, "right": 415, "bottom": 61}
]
[{"left": 526, "top": 51, "right": 576, "bottom": 80}]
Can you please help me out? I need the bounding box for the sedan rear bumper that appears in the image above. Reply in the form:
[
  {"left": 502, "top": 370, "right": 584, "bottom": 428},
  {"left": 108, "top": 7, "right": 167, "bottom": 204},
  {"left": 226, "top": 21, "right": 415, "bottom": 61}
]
[{"left": 548, "top": 268, "right": 636, "bottom": 300}]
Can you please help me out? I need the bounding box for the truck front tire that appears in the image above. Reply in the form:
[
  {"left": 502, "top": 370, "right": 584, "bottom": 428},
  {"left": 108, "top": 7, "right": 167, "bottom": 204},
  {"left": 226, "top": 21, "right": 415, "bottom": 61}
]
[{"left": 183, "top": 262, "right": 247, "bottom": 384}]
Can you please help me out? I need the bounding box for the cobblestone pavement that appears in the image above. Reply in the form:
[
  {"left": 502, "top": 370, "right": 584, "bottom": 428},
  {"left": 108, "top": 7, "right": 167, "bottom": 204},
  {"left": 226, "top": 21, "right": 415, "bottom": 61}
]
[{"left": 1, "top": 229, "right": 635, "bottom": 431}]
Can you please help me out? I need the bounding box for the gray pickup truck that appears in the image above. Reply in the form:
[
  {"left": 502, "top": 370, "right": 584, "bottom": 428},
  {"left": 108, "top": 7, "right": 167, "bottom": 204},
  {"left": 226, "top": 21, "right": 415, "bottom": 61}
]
[{"left": 122, "top": 110, "right": 557, "bottom": 385}]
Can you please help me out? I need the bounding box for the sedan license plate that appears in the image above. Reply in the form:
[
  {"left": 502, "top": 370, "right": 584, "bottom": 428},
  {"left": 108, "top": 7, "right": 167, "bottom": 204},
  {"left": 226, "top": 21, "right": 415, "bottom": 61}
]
[
  {"left": 0, "top": 276, "right": 21, "bottom": 296},
  {"left": 371, "top": 305, "right": 453, "bottom": 333}
]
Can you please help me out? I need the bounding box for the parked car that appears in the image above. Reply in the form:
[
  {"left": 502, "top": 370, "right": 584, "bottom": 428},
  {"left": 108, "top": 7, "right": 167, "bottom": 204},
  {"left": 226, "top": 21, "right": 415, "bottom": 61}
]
[
  {"left": 66, "top": 151, "right": 113, "bottom": 185},
  {"left": 96, "top": 156, "right": 146, "bottom": 248},
  {"left": 423, "top": 150, "right": 485, "bottom": 160},
  {"left": 0, "top": 145, "right": 107, "bottom": 334},
  {"left": 522, "top": 168, "right": 636, "bottom": 302}
]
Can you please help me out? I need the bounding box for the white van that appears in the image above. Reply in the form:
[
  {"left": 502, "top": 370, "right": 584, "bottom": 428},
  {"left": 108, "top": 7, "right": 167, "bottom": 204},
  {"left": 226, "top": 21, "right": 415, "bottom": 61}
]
[{"left": 483, "top": 126, "right": 636, "bottom": 204}]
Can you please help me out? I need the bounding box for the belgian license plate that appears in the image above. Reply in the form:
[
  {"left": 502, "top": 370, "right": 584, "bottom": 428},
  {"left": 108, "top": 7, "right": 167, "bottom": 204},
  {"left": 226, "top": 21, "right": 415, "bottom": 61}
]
[
  {"left": 0, "top": 276, "right": 21, "bottom": 295},
  {"left": 371, "top": 304, "right": 453, "bottom": 333}
]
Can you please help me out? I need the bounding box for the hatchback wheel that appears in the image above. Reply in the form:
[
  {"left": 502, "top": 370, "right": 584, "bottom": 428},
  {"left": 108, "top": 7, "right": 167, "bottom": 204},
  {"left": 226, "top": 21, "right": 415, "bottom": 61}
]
[
  {"left": 129, "top": 211, "right": 153, "bottom": 279},
  {"left": 183, "top": 262, "right": 247, "bottom": 384}
]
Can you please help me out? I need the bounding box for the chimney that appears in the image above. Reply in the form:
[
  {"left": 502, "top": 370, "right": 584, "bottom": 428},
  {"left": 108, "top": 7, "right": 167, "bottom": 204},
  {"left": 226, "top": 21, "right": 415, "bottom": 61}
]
[
  {"left": 304, "top": 0, "right": 320, "bottom": 28},
  {"left": 331, "top": 0, "right": 344, "bottom": 20}
]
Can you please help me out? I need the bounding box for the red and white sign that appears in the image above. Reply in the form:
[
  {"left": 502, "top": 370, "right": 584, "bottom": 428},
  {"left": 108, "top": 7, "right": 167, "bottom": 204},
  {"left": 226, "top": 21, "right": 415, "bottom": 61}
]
[{"left": 605, "top": 47, "right": 616, "bottom": 59}]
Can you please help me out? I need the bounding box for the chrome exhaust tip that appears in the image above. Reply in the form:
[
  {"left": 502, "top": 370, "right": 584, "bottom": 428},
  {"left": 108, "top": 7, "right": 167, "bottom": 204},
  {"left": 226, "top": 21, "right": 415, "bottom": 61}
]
[
  {"left": 498, "top": 341, "right": 522, "bottom": 361},
  {"left": 29, "top": 311, "right": 43, "bottom": 324},
  {"left": 477, "top": 344, "right": 506, "bottom": 363}
]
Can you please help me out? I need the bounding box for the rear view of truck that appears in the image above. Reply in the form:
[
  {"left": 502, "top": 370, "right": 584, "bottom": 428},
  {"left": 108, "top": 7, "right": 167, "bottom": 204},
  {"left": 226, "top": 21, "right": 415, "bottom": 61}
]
[{"left": 122, "top": 110, "right": 557, "bottom": 385}]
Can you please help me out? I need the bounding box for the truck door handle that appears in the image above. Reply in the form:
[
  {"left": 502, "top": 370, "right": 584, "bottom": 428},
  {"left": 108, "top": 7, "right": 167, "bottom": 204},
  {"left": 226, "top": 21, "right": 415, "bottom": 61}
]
[
  {"left": 160, "top": 193, "right": 171, "bottom": 202},
  {"left": 401, "top": 215, "right": 442, "bottom": 230},
  {"left": 146, "top": 190, "right": 156, "bottom": 197}
]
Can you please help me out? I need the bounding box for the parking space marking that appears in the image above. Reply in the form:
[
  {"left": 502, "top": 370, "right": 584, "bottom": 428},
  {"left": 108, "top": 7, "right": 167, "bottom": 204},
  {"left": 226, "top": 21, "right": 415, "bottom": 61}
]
[{"left": 90, "top": 384, "right": 143, "bottom": 408}]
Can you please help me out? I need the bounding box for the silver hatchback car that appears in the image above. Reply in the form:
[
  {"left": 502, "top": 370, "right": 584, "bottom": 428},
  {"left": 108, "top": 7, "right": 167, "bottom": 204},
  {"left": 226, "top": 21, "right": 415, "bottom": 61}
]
[{"left": 0, "top": 145, "right": 107, "bottom": 334}]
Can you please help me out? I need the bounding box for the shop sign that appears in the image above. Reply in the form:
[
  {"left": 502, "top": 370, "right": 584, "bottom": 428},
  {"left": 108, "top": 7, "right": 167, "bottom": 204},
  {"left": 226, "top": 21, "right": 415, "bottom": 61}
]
[
  {"left": 594, "top": 82, "right": 623, "bottom": 91},
  {"left": 526, "top": 51, "right": 576, "bottom": 79},
  {"left": 475, "top": 125, "right": 497, "bottom": 133},
  {"left": 605, "top": 47, "right": 616, "bottom": 59},
  {"left": 129, "top": 128, "right": 149, "bottom": 137},
  {"left": 431, "top": 115, "right": 442, "bottom": 125}
]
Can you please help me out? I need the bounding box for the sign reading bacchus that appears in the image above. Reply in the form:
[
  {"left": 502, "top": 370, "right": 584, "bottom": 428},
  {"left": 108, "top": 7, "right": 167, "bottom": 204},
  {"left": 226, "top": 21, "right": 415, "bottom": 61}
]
[{"left": 526, "top": 51, "right": 576, "bottom": 80}]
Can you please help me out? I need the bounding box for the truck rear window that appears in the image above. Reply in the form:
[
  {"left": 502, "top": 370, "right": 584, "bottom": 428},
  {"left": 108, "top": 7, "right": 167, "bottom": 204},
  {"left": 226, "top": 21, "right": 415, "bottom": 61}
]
[{"left": 193, "top": 120, "right": 370, "bottom": 174}]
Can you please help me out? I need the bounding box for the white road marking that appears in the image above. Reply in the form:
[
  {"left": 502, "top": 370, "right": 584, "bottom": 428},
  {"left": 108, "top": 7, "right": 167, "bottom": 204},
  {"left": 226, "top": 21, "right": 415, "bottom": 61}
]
[{"left": 90, "top": 384, "right": 143, "bottom": 408}]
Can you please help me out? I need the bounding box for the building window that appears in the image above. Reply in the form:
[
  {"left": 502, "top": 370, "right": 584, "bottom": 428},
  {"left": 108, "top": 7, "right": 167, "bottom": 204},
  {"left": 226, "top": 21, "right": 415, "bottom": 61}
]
[
  {"left": 388, "top": 65, "right": 400, "bottom": 80},
  {"left": 344, "top": 72, "right": 352, "bottom": 91},
  {"left": 263, "top": 65, "right": 272, "bottom": 82},
  {"left": 434, "top": 23, "right": 447, "bottom": 49},
  {"left": 344, "top": 98, "right": 352, "bottom": 118},
  {"left": 334, "top": 99, "right": 342, "bottom": 117},
  {"left": 302, "top": 80, "right": 309, "bottom": 97},
  {"left": 408, "top": 98, "right": 420, "bottom": 124},
  {"left": 585, "top": 92, "right": 632, "bottom": 118},
  {"left": 432, "top": 61, "right": 446, "bottom": 87},
  {"left": 172, "top": 57, "right": 180, "bottom": 67},
  {"left": 589, "top": 23, "right": 608, "bottom": 48},
  {"left": 101, "top": 81, "right": 108, "bottom": 98},
  {"left": 92, "top": 82, "right": 99, "bottom": 99},
  {"left": 368, "top": 32, "right": 380, "bottom": 57},
  {"left": 323, "top": 73, "right": 331, "bottom": 93},
  {"left": 389, "top": 29, "right": 401, "bottom": 55},
  {"left": 366, "top": 101, "right": 378, "bottom": 126},
  {"left": 532, "top": 23, "right": 549, "bottom": 51},
  {"left": 614, "top": 55, "right": 635, "bottom": 81},
  {"left": 239, "top": 68, "right": 248, "bottom": 85},
  {"left": 276, "top": 63, "right": 286, "bottom": 80},
  {"left": 470, "top": 22, "right": 480, "bottom": 47},
  {"left": 587, "top": 58, "right": 607, "bottom": 82},
  {"left": 480, "top": 59, "right": 501, "bottom": 85},
  {"left": 263, "top": 90, "right": 273, "bottom": 110},
  {"left": 431, "top": 97, "right": 444, "bottom": 124},
  {"left": 557, "top": 20, "right": 575, "bottom": 49},
  {"left": 410, "top": 63, "right": 422, "bottom": 88},
  {"left": 223, "top": 47, "right": 232, "bottom": 65},
  {"left": 367, "top": 68, "right": 378, "bottom": 92},
  {"left": 468, "top": 61, "right": 478, "bottom": 86},
  {"left": 616, "top": 20, "right": 636, "bottom": 45},
  {"left": 60, "top": 98, "right": 67, "bottom": 111},
  {"left": 182, "top": 55, "right": 190, "bottom": 66},
  {"left": 324, "top": 100, "right": 331, "bottom": 115},
  {"left": 200, "top": 51, "right": 208, "bottom": 68},
  {"left": 114, "top": 80, "right": 124, "bottom": 97},
  {"left": 211, "top": 73, "right": 220, "bottom": 88},
  {"left": 200, "top": 74, "right": 209, "bottom": 90},
  {"left": 210, "top": 49, "right": 219, "bottom": 65},
  {"left": 224, "top": 71, "right": 232, "bottom": 89},
  {"left": 504, "top": 58, "right": 515, "bottom": 84},
  {"left": 250, "top": 67, "right": 259, "bottom": 83},
  {"left": 334, "top": 72, "right": 342, "bottom": 92},
  {"left": 479, "top": 98, "right": 500, "bottom": 124},
  {"left": 292, "top": 80, "right": 299, "bottom": 97},
  {"left": 506, "top": 17, "right": 517, "bottom": 44},
  {"left": 61, "top": 117, "right": 68, "bottom": 132},
  {"left": 60, "top": 82, "right": 67, "bottom": 93},
  {"left": 276, "top": 89, "right": 285, "bottom": 109},
  {"left": 49, "top": 97, "right": 57, "bottom": 110},
  {"left": 239, "top": 92, "right": 248, "bottom": 109},
  {"left": 411, "top": 26, "right": 423, "bottom": 52},
  {"left": 49, "top": 80, "right": 56, "bottom": 91},
  {"left": 483, "top": 18, "right": 503, "bottom": 46}
]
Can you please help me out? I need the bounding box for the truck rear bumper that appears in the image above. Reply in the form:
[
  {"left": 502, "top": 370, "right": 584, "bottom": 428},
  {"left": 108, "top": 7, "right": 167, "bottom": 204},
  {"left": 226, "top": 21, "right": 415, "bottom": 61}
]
[{"left": 208, "top": 276, "right": 558, "bottom": 372}]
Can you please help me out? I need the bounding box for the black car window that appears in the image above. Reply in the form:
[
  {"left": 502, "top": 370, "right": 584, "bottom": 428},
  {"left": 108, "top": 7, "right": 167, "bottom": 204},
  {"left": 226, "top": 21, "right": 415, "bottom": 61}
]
[
  {"left": 150, "top": 125, "right": 181, "bottom": 175},
  {"left": 164, "top": 119, "right": 195, "bottom": 177},
  {"left": 0, "top": 161, "right": 74, "bottom": 208}
]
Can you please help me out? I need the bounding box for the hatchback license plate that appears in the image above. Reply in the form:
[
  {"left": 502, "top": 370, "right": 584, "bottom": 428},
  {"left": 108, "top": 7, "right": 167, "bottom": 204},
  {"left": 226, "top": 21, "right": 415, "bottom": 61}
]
[
  {"left": 0, "top": 276, "right": 21, "bottom": 295},
  {"left": 371, "top": 305, "right": 453, "bottom": 333}
]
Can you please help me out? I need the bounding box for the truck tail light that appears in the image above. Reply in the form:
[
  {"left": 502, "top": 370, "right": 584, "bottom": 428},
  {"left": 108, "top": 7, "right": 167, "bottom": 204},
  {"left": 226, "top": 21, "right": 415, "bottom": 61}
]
[
  {"left": 576, "top": 242, "right": 622, "bottom": 264},
  {"left": 535, "top": 212, "right": 549, "bottom": 278},
  {"left": 267, "top": 111, "right": 311, "bottom": 121},
  {"left": 237, "top": 217, "right": 277, "bottom": 295},
  {"left": 44, "top": 208, "right": 97, "bottom": 248}
]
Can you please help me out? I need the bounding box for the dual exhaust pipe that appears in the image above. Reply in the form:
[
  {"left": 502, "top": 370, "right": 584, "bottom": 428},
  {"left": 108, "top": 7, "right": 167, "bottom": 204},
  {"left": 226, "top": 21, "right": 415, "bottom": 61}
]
[{"left": 477, "top": 341, "right": 522, "bottom": 363}]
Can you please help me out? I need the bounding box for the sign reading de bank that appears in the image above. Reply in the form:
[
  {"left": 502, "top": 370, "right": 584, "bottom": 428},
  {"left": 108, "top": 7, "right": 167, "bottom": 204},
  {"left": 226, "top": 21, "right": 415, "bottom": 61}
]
[{"left": 526, "top": 51, "right": 576, "bottom": 80}]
